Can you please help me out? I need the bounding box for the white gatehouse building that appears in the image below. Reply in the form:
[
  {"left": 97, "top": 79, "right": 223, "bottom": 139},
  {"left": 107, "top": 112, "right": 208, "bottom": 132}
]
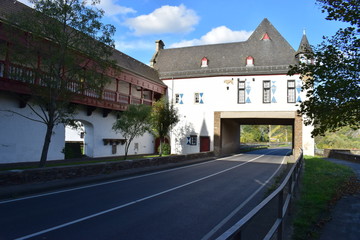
[{"left": 0, "top": 0, "right": 313, "bottom": 164}]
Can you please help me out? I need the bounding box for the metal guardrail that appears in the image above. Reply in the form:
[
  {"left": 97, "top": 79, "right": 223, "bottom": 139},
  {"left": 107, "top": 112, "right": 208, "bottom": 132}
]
[{"left": 217, "top": 150, "right": 304, "bottom": 240}]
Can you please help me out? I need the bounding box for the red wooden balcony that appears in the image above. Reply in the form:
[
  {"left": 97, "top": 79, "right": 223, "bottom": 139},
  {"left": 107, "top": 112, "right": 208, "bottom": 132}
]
[{"left": 0, "top": 60, "right": 163, "bottom": 112}]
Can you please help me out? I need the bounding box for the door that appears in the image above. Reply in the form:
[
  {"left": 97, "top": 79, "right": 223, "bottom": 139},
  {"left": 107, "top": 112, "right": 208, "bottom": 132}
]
[{"left": 200, "top": 136, "right": 210, "bottom": 152}]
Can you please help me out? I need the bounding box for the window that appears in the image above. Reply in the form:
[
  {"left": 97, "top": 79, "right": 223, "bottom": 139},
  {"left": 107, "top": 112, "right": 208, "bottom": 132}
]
[
  {"left": 287, "top": 80, "right": 296, "bottom": 103},
  {"left": 238, "top": 80, "right": 245, "bottom": 104},
  {"left": 201, "top": 57, "right": 208, "bottom": 67},
  {"left": 175, "top": 93, "right": 180, "bottom": 104},
  {"left": 194, "top": 92, "right": 200, "bottom": 103},
  {"left": 263, "top": 80, "right": 271, "bottom": 103},
  {"left": 189, "top": 135, "right": 197, "bottom": 145},
  {"left": 246, "top": 56, "right": 254, "bottom": 67}
]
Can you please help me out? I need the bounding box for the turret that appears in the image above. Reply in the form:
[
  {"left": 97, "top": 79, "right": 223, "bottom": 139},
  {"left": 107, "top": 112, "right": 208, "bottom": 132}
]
[{"left": 296, "top": 30, "right": 313, "bottom": 64}]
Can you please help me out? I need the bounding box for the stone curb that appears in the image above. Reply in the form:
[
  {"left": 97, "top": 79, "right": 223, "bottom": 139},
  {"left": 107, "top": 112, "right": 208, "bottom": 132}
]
[{"left": 0, "top": 152, "right": 215, "bottom": 200}]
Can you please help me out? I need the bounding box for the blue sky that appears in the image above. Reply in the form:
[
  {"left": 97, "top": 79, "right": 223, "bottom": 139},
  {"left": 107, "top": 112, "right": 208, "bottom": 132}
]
[{"left": 18, "top": 0, "right": 348, "bottom": 65}]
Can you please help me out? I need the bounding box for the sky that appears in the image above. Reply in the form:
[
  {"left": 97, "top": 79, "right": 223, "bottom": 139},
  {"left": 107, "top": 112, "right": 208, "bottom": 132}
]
[{"left": 17, "top": 0, "right": 349, "bottom": 65}]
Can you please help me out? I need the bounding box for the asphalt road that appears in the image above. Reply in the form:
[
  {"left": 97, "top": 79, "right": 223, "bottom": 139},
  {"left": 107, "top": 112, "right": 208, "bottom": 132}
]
[{"left": 0, "top": 148, "right": 290, "bottom": 240}]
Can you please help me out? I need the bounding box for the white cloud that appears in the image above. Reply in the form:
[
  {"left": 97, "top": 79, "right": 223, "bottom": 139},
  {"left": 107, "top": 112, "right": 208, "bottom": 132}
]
[
  {"left": 170, "top": 26, "right": 253, "bottom": 48},
  {"left": 125, "top": 4, "right": 199, "bottom": 36},
  {"left": 96, "top": 0, "right": 136, "bottom": 16}
]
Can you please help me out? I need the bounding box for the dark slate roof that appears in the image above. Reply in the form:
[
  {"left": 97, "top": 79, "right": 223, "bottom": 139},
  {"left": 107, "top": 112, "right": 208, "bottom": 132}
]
[
  {"left": 0, "top": 0, "right": 162, "bottom": 86},
  {"left": 152, "top": 18, "right": 298, "bottom": 79}
]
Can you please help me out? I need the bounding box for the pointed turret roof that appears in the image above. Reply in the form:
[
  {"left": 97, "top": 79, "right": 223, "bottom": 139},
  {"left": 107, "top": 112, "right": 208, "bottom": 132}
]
[
  {"left": 152, "top": 18, "right": 298, "bottom": 79},
  {"left": 296, "top": 31, "right": 312, "bottom": 55}
]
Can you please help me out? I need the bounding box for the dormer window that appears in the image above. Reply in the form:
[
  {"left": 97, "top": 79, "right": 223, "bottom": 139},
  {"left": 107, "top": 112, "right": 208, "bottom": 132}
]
[
  {"left": 261, "top": 33, "right": 270, "bottom": 41},
  {"left": 201, "top": 57, "right": 208, "bottom": 67},
  {"left": 246, "top": 56, "right": 254, "bottom": 67}
]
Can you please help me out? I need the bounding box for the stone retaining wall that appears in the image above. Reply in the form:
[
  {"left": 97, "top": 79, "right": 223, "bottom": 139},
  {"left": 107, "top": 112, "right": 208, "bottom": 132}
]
[
  {"left": 0, "top": 152, "right": 214, "bottom": 186},
  {"left": 323, "top": 149, "right": 360, "bottom": 163}
]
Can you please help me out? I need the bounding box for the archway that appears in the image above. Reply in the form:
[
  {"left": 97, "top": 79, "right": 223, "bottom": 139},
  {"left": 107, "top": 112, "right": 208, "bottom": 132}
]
[{"left": 65, "top": 120, "right": 94, "bottom": 158}]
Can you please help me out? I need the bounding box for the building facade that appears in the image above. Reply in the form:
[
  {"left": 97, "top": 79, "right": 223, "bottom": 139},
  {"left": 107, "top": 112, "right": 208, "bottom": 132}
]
[
  {"left": 0, "top": 0, "right": 166, "bottom": 163},
  {"left": 151, "top": 19, "right": 314, "bottom": 156},
  {"left": 0, "top": 1, "right": 314, "bottom": 164}
]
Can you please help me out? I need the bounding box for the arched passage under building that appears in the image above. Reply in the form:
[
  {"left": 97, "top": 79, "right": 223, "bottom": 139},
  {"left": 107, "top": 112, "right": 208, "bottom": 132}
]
[
  {"left": 65, "top": 120, "right": 94, "bottom": 158},
  {"left": 214, "top": 111, "right": 303, "bottom": 158}
]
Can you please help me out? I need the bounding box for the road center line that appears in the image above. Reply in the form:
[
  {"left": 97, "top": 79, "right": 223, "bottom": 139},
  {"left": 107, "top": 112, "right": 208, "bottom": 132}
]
[{"left": 15, "top": 153, "right": 268, "bottom": 240}]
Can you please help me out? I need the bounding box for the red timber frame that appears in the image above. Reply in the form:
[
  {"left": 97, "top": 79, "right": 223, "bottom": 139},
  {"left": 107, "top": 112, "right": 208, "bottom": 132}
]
[{"left": 0, "top": 22, "right": 166, "bottom": 112}]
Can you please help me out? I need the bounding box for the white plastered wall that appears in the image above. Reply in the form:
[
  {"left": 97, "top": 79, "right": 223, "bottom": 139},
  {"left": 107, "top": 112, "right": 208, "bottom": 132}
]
[
  {"left": 0, "top": 94, "right": 155, "bottom": 163},
  {"left": 164, "top": 74, "right": 314, "bottom": 155}
]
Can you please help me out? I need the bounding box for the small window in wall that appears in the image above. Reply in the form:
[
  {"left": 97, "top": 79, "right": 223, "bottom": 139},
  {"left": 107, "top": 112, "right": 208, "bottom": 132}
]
[
  {"left": 263, "top": 80, "right": 271, "bottom": 103},
  {"left": 238, "top": 80, "right": 246, "bottom": 104},
  {"left": 246, "top": 56, "right": 254, "bottom": 67},
  {"left": 188, "top": 135, "right": 197, "bottom": 145},
  {"left": 175, "top": 93, "right": 180, "bottom": 104},
  {"left": 194, "top": 92, "right": 200, "bottom": 103},
  {"left": 287, "top": 80, "right": 296, "bottom": 103},
  {"left": 201, "top": 57, "right": 208, "bottom": 67}
]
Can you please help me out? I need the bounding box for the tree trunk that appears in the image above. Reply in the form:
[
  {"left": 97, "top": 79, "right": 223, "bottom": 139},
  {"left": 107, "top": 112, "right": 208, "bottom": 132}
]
[
  {"left": 39, "top": 122, "right": 54, "bottom": 167},
  {"left": 159, "top": 138, "right": 163, "bottom": 157},
  {"left": 124, "top": 142, "right": 130, "bottom": 160}
]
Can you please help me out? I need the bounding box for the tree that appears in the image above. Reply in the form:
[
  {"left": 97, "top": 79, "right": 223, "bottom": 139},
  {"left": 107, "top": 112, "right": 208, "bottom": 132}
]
[
  {"left": 2, "top": 0, "right": 116, "bottom": 167},
  {"left": 150, "top": 97, "right": 179, "bottom": 156},
  {"left": 112, "top": 104, "right": 152, "bottom": 160},
  {"left": 288, "top": 0, "right": 359, "bottom": 136}
]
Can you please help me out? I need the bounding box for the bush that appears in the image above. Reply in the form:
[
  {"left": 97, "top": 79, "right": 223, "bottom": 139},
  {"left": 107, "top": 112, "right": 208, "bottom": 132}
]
[
  {"left": 158, "top": 143, "right": 171, "bottom": 155},
  {"left": 63, "top": 142, "right": 83, "bottom": 159}
]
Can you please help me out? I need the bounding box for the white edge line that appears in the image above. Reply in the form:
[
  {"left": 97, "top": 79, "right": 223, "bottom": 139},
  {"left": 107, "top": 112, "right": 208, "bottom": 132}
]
[
  {"left": 201, "top": 150, "right": 290, "bottom": 240},
  {"left": 14, "top": 153, "right": 266, "bottom": 240},
  {"left": 0, "top": 157, "right": 228, "bottom": 205}
]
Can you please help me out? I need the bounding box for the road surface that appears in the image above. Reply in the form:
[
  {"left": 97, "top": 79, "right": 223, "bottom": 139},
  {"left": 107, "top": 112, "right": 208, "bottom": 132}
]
[{"left": 0, "top": 148, "right": 290, "bottom": 240}]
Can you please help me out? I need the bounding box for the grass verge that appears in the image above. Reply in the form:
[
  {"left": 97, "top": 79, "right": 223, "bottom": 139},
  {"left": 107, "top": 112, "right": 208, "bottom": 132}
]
[
  {"left": 0, "top": 154, "right": 171, "bottom": 171},
  {"left": 292, "top": 156, "right": 355, "bottom": 240}
]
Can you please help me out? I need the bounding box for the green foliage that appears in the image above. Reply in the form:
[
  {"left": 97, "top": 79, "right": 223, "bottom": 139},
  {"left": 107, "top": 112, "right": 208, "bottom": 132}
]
[
  {"left": 112, "top": 104, "right": 152, "bottom": 159},
  {"left": 315, "top": 126, "right": 360, "bottom": 149},
  {"left": 240, "top": 125, "right": 269, "bottom": 143},
  {"left": 63, "top": 142, "right": 83, "bottom": 159},
  {"left": 288, "top": 0, "right": 359, "bottom": 136},
  {"left": 269, "top": 125, "right": 292, "bottom": 143},
  {"left": 292, "top": 156, "right": 354, "bottom": 240},
  {"left": 158, "top": 143, "right": 171, "bottom": 155},
  {"left": 150, "top": 97, "right": 179, "bottom": 156}
]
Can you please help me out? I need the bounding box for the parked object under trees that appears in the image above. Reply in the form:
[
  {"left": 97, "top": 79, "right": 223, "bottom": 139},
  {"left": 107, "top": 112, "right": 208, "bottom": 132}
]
[
  {"left": 0, "top": 0, "right": 116, "bottom": 167},
  {"left": 288, "top": 0, "right": 359, "bottom": 137}
]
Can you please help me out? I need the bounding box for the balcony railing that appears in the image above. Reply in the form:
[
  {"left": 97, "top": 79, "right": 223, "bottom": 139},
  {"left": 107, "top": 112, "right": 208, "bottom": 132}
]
[{"left": 0, "top": 60, "right": 155, "bottom": 108}]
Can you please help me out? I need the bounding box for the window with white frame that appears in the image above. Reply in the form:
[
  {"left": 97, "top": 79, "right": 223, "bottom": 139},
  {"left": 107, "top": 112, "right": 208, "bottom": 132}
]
[
  {"left": 201, "top": 57, "right": 208, "bottom": 67},
  {"left": 238, "top": 80, "right": 245, "bottom": 104},
  {"left": 263, "top": 80, "right": 271, "bottom": 103},
  {"left": 189, "top": 135, "right": 197, "bottom": 145},
  {"left": 175, "top": 93, "right": 180, "bottom": 104},
  {"left": 287, "top": 80, "right": 296, "bottom": 103},
  {"left": 194, "top": 92, "right": 200, "bottom": 103}
]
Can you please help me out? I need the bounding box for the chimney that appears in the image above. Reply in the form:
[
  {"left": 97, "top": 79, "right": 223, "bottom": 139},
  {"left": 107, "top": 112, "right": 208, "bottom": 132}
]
[
  {"left": 150, "top": 40, "right": 165, "bottom": 67},
  {"left": 155, "top": 40, "right": 165, "bottom": 51}
]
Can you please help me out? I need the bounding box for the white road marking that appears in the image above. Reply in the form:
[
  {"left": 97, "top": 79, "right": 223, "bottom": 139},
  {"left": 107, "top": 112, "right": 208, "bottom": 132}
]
[
  {"left": 0, "top": 157, "right": 225, "bottom": 204},
  {"left": 201, "top": 150, "right": 290, "bottom": 240},
  {"left": 14, "top": 153, "right": 272, "bottom": 240}
]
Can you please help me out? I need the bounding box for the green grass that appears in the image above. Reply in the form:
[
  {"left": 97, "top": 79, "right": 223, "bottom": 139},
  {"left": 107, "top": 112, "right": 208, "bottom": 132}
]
[{"left": 292, "top": 156, "right": 354, "bottom": 240}]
